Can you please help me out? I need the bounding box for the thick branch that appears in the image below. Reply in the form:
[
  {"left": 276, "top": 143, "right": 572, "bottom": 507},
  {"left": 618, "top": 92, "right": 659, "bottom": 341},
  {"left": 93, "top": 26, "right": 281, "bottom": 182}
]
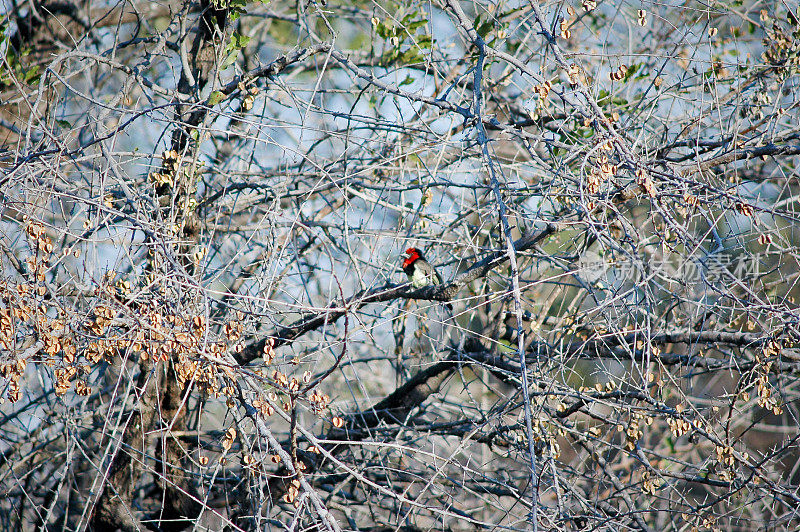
[
  {"left": 684, "top": 143, "right": 800, "bottom": 175},
  {"left": 236, "top": 222, "right": 559, "bottom": 364}
]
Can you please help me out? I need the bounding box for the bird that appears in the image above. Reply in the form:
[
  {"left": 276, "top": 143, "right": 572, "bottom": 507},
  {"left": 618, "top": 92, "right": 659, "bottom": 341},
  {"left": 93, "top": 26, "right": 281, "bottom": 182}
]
[{"left": 401, "top": 247, "right": 453, "bottom": 310}]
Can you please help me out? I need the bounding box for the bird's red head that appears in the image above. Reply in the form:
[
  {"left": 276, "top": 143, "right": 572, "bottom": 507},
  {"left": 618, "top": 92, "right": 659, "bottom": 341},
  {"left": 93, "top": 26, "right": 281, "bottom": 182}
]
[{"left": 402, "top": 247, "right": 422, "bottom": 270}]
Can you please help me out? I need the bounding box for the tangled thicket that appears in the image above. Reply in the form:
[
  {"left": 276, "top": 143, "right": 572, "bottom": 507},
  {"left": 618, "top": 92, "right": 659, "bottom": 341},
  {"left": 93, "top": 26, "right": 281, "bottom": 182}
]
[{"left": 2, "top": 0, "right": 800, "bottom": 530}]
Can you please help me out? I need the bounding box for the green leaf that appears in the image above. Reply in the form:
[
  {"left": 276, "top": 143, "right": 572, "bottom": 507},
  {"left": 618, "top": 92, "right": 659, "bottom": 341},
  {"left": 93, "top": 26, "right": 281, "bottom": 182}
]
[
  {"left": 375, "top": 21, "right": 391, "bottom": 39},
  {"left": 380, "top": 48, "right": 400, "bottom": 65},
  {"left": 476, "top": 20, "right": 493, "bottom": 38},
  {"left": 221, "top": 51, "right": 238, "bottom": 69},
  {"left": 227, "top": 32, "right": 250, "bottom": 51},
  {"left": 55, "top": 119, "right": 72, "bottom": 129},
  {"left": 400, "top": 75, "right": 415, "bottom": 86},
  {"left": 416, "top": 35, "right": 432, "bottom": 49},
  {"left": 23, "top": 65, "right": 40, "bottom": 84},
  {"left": 236, "top": 33, "right": 250, "bottom": 49},
  {"left": 399, "top": 48, "right": 422, "bottom": 64},
  {"left": 622, "top": 63, "right": 640, "bottom": 82},
  {"left": 208, "top": 91, "right": 226, "bottom": 106},
  {"left": 406, "top": 19, "right": 428, "bottom": 32}
]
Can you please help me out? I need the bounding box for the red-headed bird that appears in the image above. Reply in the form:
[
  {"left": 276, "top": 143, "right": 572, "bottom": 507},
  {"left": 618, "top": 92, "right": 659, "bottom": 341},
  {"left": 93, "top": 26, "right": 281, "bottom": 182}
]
[{"left": 401, "top": 247, "right": 452, "bottom": 310}]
